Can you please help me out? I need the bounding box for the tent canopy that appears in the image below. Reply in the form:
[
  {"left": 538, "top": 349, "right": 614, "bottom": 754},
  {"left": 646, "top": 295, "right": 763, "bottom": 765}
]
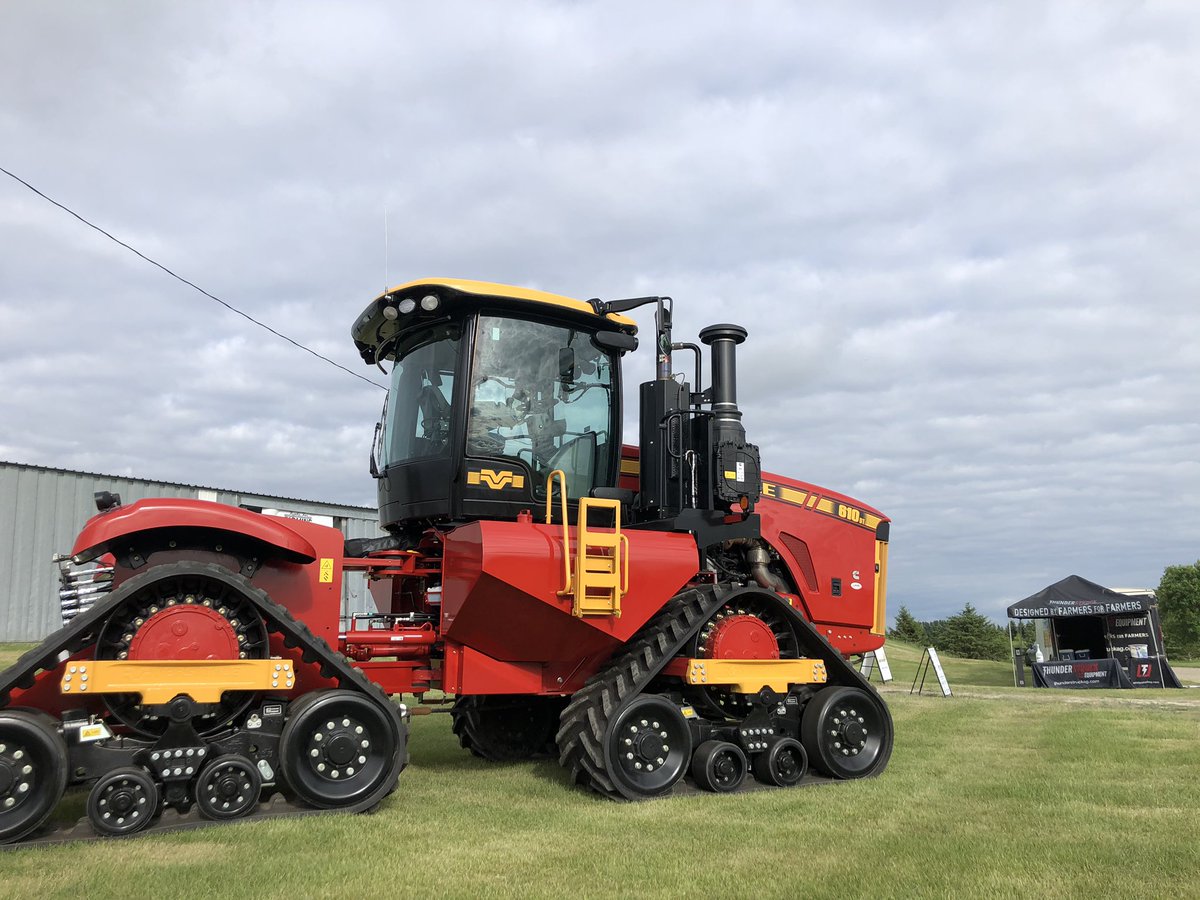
[{"left": 1007, "top": 575, "right": 1154, "bottom": 619}]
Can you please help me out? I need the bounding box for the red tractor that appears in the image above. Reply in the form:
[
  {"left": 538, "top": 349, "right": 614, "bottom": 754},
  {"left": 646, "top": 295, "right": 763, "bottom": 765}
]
[{"left": 0, "top": 279, "right": 893, "bottom": 845}]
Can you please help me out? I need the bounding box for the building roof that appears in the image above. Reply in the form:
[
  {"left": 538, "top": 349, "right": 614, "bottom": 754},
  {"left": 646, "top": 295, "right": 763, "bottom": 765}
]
[{"left": 0, "top": 460, "right": 376, "bottom": 514}]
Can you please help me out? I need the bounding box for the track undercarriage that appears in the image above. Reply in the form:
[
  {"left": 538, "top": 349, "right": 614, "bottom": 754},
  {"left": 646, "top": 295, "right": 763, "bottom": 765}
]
[
  {"left": 0, "top": 561, "right": 408, "bottom": 847},
  {"left": 473, "top": 583, "right": 894, "bottom": 800}
]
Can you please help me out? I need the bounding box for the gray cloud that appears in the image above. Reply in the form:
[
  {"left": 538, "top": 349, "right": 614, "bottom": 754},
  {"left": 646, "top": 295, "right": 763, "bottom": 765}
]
[{"left": 2, "top": 1, "right": 1197, "bottom": 623}]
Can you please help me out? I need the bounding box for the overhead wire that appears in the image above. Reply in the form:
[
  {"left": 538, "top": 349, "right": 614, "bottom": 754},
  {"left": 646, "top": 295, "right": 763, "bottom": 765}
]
[{"left": 0, "top": 164, "right": 387, "bottom": 390}]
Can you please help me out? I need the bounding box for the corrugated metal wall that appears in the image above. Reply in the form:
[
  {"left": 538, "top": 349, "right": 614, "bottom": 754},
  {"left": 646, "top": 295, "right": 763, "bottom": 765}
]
[{"left": 0, "top": 462, "right": 385, "bottom": 642}]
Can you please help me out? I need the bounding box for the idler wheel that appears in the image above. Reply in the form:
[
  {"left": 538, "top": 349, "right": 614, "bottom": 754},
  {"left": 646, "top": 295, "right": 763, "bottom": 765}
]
[
  {"left": 800, "top": 685, "right": 893, "bottom": 779},
  {"left": 0, "top": 711, "right": 68, "bottom": 844},
  {"left": 196, "top": 755, "right": 261, "bottom": 820},
  {"left": 690, "top": 740, "right": 748, "bottom": 793},
  {"left": 603, "top": 695, "right": 692, "bottom": 800},
  {"left": 87, "top": 766, "right": 159, "bottom": 837}
]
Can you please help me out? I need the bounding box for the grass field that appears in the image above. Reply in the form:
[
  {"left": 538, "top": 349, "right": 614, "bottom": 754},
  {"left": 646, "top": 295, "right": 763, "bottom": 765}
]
[{"left": 2, "top": 642, "right": 1198, "bottom": 899}]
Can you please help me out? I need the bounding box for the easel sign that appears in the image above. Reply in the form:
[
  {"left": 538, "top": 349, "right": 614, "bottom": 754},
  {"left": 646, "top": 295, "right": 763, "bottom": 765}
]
[
  {"left": 910, "top": 647, "right": 953, "bottom": 696},
  {"left": 860, "top": 649, "right": 894, "bottom": 683}
]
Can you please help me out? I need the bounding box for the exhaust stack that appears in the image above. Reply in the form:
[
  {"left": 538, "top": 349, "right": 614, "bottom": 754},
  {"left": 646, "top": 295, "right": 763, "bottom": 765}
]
[{"left": 700, "top": 324, "right": 761, "bottom": 514}]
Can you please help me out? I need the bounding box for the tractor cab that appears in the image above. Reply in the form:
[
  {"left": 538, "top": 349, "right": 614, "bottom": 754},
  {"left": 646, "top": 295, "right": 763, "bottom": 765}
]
[{"left": 352, "top": 279, "right": 639, "bottom": 531}]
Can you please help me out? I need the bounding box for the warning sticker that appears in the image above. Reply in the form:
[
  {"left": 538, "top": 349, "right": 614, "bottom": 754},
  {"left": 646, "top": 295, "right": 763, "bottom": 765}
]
[{"left": 319, "top": 558, "right": 334, "bottom": 583}]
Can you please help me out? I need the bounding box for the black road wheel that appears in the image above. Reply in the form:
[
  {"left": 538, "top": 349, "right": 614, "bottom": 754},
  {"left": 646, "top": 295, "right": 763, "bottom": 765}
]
[
  {"left": 195, "top": 755, "right": 261, "bottom": 820},
  {"left": 87, "top": 766, "right": 159, "bottom": 837},
  {"left": 0, "top": 710, "right": 68, "bottom": 844},
  {"left": 690, "top": 740, "right": 748, "bottom": 793},
  {"left": 280, "top": 690, "right": 402, "bottom": 809},
  {"left": 603, "top": 695, "right": 692, "bottom": 800},
  {"left": 451, "top": 695, "right": 565, "bottom": 761},
  {"left": 800, "top": 685, "right": 893, "bottom": 779},
  {"left": 751, "top": 736, "right": 808, "bottom": 787}
]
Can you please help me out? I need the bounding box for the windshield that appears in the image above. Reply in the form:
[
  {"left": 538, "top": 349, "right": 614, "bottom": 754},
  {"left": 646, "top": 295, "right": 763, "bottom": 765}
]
[
  {"left": 381, "top": 322, "right": 462, "bottom": 467},
  {"left": 468, "top": 315, "right": 615, "bottom": 498}
]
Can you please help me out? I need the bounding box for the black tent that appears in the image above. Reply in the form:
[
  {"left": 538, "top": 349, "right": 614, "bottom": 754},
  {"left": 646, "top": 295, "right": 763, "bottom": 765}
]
[{"left": 1008, "top": 575, "right": 1181, "bottom": 689}]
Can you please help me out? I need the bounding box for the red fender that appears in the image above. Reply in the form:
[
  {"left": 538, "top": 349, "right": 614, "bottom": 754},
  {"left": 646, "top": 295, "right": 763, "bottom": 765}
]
[{"left": 70, "top": 498, "right": 318, "bottom": 564}]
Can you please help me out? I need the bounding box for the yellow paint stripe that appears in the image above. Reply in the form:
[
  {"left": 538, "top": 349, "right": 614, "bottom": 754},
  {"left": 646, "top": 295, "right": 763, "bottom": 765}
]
[{"left": 779, "top": 486, "right": 808, "bottom": 505}]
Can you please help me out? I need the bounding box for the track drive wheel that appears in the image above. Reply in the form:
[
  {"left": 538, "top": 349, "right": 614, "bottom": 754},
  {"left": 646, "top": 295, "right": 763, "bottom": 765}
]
[
  {"left": 690, "top": 740, "right": 748, "bottom": 793},
  {"left": 196, "top": 755, "right": 262, "bottom": 820},
  {"left": 751, "top": 736, "right": 808, "bottom": 787},
  {"left": 87, "top": 767, "right": 160, "bottom": 837},
  {"left": 687, "top": 592, "right": 801, "bottom": 720},
  {"left": 800, "top": 685, "right": 893, "bottom": 779},
  {"left": 451, "top": 695, "right": 564, "bottom": 762},
  {"left": 280, "top": 690, "right": 402, "bottom": 809},
  {"left": 94, "top": 561, "right": 271, "bottom": 737},
  {"left": 0, "top": 710, "right": 68, "bottom": 844},
  {"left": 604, "top": 695, "right": 692, "bottom": 800}
]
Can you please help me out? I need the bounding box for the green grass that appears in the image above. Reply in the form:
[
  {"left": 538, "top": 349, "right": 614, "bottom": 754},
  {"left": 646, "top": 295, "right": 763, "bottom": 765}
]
[
  {"left": 3, "top": 642, "right": 1199, "bottom": 898},
  {"left": 0, "top": 644, "right": 35, "bottom": 670},
  {"left": 2, "top": 693, "right": 1198, "bottom": 899},
  {"left": 867, "top": 639, "right": 1019, "bottom": 689}
]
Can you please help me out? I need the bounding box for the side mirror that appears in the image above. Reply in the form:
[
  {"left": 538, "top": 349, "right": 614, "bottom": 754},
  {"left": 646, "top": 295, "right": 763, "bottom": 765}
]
[
  {"left": 559, "top": 347, "right": 576, "bottom": 385},
  {"left": 592, "top": 331, "right": 638, "bottom": 354}
]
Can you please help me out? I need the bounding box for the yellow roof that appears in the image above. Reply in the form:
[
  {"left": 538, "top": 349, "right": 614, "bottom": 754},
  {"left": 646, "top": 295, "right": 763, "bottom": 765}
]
[{"left": 375, "top": 278, "right": 638, "bottom": 329}]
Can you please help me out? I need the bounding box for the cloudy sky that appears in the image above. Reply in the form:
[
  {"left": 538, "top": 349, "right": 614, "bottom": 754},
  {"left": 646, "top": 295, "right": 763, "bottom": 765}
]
[{"left": 2, "top": 2, "right": 1197, "bottom": 623}]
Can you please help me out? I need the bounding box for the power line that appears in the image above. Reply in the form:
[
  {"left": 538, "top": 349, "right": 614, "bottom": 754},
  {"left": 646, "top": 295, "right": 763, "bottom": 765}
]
[{"left": 0, "top": 165, "right": 386, "bottom": 391}]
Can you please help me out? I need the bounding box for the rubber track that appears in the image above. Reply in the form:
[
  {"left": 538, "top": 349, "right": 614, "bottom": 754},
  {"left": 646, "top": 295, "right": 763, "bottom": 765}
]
[
  {"left": 2, "top": 561, "right": 407, "bottom": 848},
  {"left": 556, "top": 585, "right": 730, "bottom": 799}
]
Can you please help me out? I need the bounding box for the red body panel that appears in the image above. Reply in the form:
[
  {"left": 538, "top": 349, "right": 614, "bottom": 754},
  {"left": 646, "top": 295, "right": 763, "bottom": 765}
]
[
  {"left": 757, "top": 473, "right": 886, "bottom": 655},
  {"left": 70, "top": 498, "right": 318, "bottom": 563},
  {"left": 440, "top": 520, "right": 697, "bottom": 663}
]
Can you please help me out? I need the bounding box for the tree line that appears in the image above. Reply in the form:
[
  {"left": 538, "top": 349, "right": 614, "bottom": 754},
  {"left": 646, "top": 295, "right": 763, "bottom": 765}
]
[
  {"left": 887, "top": 560, "right": 1200, "bottom": 662},
  {"left": 888, "top": 603, "right": 1020, "bottom": 661}
]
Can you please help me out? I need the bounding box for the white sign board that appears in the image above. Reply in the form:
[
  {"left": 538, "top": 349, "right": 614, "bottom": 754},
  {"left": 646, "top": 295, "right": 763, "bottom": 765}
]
[
  {"left": 860, "top": 649, "right": 894, "bottom": 683},
  {"left": 875, "top": 647, "right": 893, "bottom": 683},
  {"left": 860, "top": 652, "right": 875, "bottom": 680},
  {"left": 926, "top": 647, "right": 952, "bottom": 696}
]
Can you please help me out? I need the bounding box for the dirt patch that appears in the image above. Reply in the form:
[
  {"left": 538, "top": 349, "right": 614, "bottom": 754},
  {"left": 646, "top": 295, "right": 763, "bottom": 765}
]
[{"left": 1172, "top": 666, "right": 1200, "bottom": 683}]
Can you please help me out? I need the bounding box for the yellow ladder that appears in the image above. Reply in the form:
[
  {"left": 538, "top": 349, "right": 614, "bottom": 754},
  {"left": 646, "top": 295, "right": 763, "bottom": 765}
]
[{"left": 545, "top": 471, "right": 629, "bottom": 618}]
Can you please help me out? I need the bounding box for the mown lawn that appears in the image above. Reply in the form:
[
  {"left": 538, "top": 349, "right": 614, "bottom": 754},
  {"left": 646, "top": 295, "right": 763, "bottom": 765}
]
[{"left": 2, "top": 643, "right": 1198, "bottom": 898}]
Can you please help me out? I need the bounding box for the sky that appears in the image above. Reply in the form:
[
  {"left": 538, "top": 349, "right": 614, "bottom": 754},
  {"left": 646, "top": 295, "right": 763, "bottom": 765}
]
[{"left": 1, "top": 2, "right": 1197, "bottom": 624}]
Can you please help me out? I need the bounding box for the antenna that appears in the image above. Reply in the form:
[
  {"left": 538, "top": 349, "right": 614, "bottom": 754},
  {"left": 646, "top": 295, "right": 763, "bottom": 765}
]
[{"left": 384, "top": 204, "right": 389, "bottom": 293}]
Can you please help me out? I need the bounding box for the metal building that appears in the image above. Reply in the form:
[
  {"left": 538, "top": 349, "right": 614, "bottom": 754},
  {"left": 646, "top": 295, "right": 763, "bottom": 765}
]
[{"left": 0, "top": 461, "right": 385, "bottom": 642}]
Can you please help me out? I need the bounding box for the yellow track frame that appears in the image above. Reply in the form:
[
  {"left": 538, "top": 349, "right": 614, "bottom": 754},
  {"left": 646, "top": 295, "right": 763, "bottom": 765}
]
[
  {"left": 682, "top": 658, "right": 828, "bottom": 693},
  {"left": 60, "top": 659, "right": 294, "bottom": 704}
]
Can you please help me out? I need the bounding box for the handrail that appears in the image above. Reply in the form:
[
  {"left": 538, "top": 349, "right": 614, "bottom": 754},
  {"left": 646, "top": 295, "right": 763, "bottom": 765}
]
[
  {"left": 619, "top": 532, "right": 630, "bottom": 597},
  {"left": 545, "top": 469, "right": 572, "bottom": 596}
]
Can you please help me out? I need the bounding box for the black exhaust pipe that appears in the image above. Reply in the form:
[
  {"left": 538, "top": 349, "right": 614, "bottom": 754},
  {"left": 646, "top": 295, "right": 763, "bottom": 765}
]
[{"left": 700, "top": 324, "right": 760, "bottom": 514}]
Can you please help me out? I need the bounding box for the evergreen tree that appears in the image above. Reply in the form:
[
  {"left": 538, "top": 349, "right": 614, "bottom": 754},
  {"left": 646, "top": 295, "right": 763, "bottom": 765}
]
[
  {"left": 921, "top": 619, "right": 949, "bottom": 648},
  {"left": 938, "top": 603, "right": 1010, "bottom": 661},
  {"left": 889, "top": 605, "right": 927, "bottom": 645},
  {"left": 1158, "top": 561, "right": 1200, "bottom": 658}
]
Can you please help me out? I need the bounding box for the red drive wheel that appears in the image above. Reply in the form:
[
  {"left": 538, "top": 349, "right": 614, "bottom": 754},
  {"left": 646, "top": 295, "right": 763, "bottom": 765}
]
[
  {"left": 94, "top": 562, "right": 270, "bottom": 736},
  {"left": 688, "top": 593, "right": 801, "bottom": 719}
]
